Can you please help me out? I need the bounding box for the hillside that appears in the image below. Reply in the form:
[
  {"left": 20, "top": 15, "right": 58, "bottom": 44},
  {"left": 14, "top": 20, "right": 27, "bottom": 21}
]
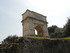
[{"left": 0, "top": 36, "right": 70, "bottom": 53}]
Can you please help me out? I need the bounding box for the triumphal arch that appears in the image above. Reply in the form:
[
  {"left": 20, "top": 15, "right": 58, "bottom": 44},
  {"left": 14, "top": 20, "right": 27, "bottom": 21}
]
[{"left": 21, "top": 9, "right": 49, "bottom": 37}]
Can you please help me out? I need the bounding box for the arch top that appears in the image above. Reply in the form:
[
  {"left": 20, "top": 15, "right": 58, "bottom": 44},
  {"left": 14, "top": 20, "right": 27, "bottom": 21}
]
[{"left": 22, "top": 9, "right": 47, "bottom": 22}]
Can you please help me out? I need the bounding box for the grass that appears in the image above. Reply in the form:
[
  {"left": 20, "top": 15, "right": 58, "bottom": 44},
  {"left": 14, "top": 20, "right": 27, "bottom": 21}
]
[
  {"left": 23, "top": 36, "right": 70, "bottom": 40},
  {"left": 62, "top": 37, "right": 70, "bottom": 39}
]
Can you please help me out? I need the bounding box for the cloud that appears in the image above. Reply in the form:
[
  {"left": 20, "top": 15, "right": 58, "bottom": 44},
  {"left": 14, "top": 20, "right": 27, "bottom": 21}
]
[{"left": 0, "top": 0, "right": 70, "bottom": 41}]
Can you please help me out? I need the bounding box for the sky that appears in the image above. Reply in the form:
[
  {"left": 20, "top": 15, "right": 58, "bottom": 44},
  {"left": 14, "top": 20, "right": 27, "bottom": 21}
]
[{"left": 0, "top": 0, "right": 70, "bottom": 42}]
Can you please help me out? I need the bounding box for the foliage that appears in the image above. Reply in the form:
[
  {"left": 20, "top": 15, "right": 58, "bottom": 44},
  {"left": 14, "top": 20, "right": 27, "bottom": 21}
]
[
  {"left": 2, "top": 35, "right": 19, "bottom": 44},
  {"left": 48, "top": 25, "right": 63, "bottom": 38},
  {"left": 63, "top": 18, "right": 70, "bottom": 37},
  {"left": 48, "top": 25, "right": 58, "bottom": 34}
]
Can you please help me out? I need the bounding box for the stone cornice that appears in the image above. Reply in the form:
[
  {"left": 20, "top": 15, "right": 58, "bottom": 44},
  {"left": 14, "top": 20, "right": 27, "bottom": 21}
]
[
  {"left": 22, "top": 9, "right": 47, "bottom": 18},
  {"left": 21, "top": 16, "right": 48, "bottom": 24}
]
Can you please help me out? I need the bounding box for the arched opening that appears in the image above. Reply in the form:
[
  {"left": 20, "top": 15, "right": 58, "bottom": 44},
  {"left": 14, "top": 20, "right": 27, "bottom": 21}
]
[
  {"left": 35, "top": 29, "right": 38, "bottom": 35},
  {"left": 34, "top": 25, "right": 44, "bottom": 37}
]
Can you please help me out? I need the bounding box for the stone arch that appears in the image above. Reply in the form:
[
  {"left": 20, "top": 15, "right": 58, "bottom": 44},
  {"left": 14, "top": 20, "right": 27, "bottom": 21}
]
[
  {"left": 34, "top": 25, "right": 44, "bottom": 37},
  {"left": 21, "top": 9, "right": 49, "bottom": 37}
]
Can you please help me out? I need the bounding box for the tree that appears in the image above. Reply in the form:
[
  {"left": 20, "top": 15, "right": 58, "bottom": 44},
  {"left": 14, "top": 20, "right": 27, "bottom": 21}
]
[
  {"left": 48, "top": 25, "right": 63, "bottom": 38},
  {"left": 2, "top": 35, "right": 19, "bottom": 44},
  {"left": 48, "top": 25, "right": 58, "bottom": 35},
  {"left": 54, "top": 28, "right": 63, "bottom": 38},
  {"left": 63, "top": 18, "right": 70, "bottom": 37}
]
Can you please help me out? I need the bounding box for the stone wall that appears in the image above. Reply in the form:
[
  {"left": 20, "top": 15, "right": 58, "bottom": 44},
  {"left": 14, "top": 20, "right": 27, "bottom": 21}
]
[{"left": 0, "top": 37, "right": 70, "bottom": 53}]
